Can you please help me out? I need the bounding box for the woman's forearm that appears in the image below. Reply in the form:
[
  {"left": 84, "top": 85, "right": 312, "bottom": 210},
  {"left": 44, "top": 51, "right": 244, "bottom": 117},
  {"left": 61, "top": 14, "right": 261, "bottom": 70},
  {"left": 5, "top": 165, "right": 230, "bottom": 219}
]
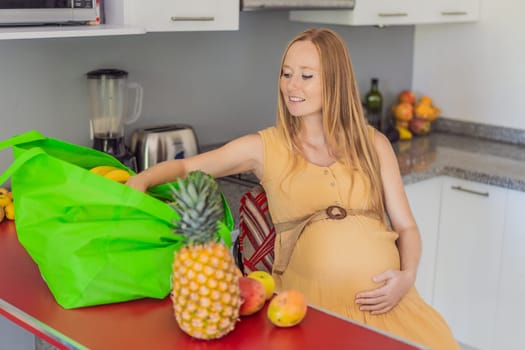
[
  {"left": 128, "top": 159, "right": 187, "bottom": 191},
  {"left": 396, "top": 227, "right": 422, "bottom": 281}
]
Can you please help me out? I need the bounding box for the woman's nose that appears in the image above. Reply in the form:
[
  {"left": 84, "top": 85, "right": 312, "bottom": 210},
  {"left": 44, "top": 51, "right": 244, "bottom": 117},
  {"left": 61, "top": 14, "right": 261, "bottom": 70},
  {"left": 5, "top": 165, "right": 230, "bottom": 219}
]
[{"left": 286, "top": 75, "right": 301, "bottom": 90}]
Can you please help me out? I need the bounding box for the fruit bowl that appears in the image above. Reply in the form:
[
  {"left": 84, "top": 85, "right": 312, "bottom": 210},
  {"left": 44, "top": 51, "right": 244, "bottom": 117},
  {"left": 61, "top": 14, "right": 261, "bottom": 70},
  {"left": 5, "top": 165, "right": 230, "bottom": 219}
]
[{"left": 409, "top": 117, "right": 432, "bottom": 136}]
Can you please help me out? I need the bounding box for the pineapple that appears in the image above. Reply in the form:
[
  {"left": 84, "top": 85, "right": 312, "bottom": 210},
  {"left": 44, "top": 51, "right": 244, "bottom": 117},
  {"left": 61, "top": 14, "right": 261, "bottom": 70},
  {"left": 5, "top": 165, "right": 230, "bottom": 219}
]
[{"left": 170, "top": 171, "right": 240, "bottom": 340}]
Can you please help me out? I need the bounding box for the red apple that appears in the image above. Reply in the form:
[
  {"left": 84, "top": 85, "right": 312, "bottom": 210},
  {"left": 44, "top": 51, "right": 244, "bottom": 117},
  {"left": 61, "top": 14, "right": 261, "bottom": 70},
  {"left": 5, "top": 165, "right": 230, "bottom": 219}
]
[
  {"left": 398, "top": 90, "right": 416, "bottom": 105},
  {"left": 239, "top": 277, "right": 266, "bottom": 316},
  {"left": 409, "top": 117, "right": 432, "bottom": 135}
]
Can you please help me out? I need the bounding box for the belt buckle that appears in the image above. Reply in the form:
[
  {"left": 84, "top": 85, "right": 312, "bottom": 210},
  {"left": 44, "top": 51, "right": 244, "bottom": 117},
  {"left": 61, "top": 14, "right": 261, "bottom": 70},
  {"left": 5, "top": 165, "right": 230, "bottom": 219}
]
[{"left": 326, "top": 205, "right": 346, "bottom": 220}]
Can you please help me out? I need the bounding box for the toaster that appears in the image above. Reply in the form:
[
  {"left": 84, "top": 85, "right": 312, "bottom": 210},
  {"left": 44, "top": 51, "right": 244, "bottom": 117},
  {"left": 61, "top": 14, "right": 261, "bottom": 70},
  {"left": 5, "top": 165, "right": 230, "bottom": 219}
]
[{"left": 129, "top": 124, "right": 200, "bottom": 171}]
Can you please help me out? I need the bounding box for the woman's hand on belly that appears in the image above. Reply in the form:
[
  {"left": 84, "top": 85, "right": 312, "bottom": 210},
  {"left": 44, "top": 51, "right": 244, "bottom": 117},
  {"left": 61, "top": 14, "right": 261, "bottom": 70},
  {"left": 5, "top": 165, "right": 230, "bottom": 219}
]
[{"left": 354, "top": 269, "right": 414, "bottom": 315}]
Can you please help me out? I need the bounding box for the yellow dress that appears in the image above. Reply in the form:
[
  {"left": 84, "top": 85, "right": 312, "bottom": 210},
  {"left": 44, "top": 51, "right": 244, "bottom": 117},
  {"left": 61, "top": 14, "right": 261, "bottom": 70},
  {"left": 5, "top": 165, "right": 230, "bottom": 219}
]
[{"left": 259, "top": 127, "right": 459, "bottom": 350}]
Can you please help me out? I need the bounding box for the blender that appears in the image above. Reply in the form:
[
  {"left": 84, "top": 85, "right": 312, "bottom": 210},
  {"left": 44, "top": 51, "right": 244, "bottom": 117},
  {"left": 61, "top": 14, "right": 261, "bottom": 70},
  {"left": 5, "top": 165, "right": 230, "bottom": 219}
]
[{"left": 86, "top": 69, "right": 143, "bottom": 171}]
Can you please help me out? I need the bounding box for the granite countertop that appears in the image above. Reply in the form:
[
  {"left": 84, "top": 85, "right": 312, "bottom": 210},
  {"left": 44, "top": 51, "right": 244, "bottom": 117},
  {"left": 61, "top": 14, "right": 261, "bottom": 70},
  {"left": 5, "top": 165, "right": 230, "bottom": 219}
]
[
  {"left": 216, "top": 131, "right": 525, "bottom": 226},
  {"left": 395, "top": 132, "right": 525, "bottom": 191}
]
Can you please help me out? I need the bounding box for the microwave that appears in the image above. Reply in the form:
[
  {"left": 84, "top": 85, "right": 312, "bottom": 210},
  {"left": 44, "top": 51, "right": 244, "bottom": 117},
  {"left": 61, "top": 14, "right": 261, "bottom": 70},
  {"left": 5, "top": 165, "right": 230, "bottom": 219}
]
[{"left": 0, "top": 0, "right": 99, "bottom": 26}]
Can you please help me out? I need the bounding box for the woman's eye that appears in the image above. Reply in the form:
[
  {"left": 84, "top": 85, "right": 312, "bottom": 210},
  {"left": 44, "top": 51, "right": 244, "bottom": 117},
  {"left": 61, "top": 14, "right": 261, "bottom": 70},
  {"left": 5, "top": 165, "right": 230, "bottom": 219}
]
[
  {"left": 282, "top": 72, "right": 292, "bottom": 78},
  {"left": 302, "top": 74, "right": 313, "bottom": 80}
]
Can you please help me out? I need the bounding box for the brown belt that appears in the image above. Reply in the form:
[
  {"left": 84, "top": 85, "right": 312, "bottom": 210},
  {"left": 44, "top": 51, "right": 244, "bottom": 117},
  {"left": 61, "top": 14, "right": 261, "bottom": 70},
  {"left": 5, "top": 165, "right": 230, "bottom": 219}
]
[{"left": 272, "top": 205, "right": 381, "bottom": 275}]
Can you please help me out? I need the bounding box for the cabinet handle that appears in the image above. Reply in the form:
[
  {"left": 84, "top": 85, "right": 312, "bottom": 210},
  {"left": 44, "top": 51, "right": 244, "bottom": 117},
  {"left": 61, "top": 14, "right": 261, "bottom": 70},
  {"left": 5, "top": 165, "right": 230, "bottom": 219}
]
[
  {"left": 171, "top": 16, "right": 215, "bottom": 22},
  {"left": 451, "top": 185, "right": 489, "bottom": 197},
  {"left": 441, "top": 11, "right": 468, "bottom": 16},
  {"left": 378, "top": 13, "right": 408, "bottom": 17}
]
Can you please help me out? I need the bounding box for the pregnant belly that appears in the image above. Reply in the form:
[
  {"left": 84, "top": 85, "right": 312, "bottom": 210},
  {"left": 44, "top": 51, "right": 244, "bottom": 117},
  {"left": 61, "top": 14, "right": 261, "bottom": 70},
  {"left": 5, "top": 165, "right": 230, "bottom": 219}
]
[{"left": 282, "top": 217, "right": 401, "bottom": 297}]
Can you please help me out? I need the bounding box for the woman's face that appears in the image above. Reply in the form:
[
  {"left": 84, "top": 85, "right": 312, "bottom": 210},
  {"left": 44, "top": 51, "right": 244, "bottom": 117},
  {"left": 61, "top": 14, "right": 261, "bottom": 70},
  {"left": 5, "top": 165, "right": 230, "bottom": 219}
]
[{"left": 280, "top": 40, "right": 323, "bottom": 119}]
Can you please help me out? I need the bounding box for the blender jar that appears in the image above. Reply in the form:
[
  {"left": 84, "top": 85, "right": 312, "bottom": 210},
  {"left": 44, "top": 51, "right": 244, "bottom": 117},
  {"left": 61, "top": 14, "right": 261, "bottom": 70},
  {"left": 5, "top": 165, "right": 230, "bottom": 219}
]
[{"left": 86, "top": 68, "right": 143, "bottom": 170}]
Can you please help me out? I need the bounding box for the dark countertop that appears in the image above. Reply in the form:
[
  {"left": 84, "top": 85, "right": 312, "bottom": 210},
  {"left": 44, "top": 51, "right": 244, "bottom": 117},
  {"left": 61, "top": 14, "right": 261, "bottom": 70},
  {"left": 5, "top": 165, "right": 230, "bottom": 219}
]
[{"left": 216, "top": 132, "right": 525, "bottom": 226}]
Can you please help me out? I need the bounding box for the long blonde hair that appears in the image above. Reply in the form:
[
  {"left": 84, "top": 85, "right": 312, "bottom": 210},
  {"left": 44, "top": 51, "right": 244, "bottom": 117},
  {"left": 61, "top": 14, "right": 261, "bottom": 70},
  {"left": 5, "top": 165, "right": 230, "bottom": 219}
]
[{"left": 276, "top": 28, "right": 385, "bottom": 219}]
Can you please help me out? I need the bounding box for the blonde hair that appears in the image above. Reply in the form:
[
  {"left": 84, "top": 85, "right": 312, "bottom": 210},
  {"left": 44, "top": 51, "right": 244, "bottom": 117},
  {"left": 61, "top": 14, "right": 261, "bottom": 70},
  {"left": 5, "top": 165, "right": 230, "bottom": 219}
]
[{"left": 276, "top": 28, "right": 385, "bottom": 219}]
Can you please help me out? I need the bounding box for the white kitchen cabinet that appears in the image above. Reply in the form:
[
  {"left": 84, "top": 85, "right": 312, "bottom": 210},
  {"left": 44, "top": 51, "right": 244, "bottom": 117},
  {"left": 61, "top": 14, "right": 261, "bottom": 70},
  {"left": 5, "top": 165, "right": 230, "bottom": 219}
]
[
  {"left": 289, "top": 0, "right": 480, "bottom": 26},
  {"left": 492, "top": 189, "right": 525, "bottom": 350},
  {"left": 433, "top": 177, "right": 506, "bottom": 350},
  {"left": 423, "top": 0, "right": 480, "bottom": 24},
  {"left": 106, "top": 0, "right": 239, "bottom": 32},
  {"left": 404, "top": 177, "right": 443, "bottom": 305},
  {"left": 0, "top": 316, "right": 34, "bottom": 350},
  {"left": 0, "top": 0, "right": 238, "bottom": 40}
]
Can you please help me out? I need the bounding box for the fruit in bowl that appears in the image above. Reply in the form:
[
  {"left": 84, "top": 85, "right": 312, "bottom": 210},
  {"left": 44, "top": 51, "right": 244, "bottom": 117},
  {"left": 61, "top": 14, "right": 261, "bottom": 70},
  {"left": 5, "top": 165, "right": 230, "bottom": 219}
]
[
  {"left": 392, "top": 102, "right": 414, "bottom": 122},
  {"left": 398, "top": 90, "right": 416, "bottom": 105},
  {"left": 409, "top": 117, "right": 432, "bottom": 136},
  {"left": 414, "top": 101, "right": 440, "bottom": 122},
  {"left": 391, "top": 91, "right": 441, "bottom": 138}
]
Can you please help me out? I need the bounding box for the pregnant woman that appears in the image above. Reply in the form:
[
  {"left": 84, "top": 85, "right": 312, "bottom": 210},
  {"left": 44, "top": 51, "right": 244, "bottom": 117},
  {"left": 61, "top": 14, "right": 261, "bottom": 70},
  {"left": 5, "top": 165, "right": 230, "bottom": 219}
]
[{"left": 127, "top": 28, "right": 459, "bottom": 350}]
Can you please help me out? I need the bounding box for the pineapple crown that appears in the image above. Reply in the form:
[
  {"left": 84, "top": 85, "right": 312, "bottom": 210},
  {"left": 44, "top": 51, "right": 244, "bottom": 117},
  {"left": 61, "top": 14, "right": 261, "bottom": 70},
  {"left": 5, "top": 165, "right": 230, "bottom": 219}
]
[{"left": 170, "top": 170, "right": 224, "bottom": 245}]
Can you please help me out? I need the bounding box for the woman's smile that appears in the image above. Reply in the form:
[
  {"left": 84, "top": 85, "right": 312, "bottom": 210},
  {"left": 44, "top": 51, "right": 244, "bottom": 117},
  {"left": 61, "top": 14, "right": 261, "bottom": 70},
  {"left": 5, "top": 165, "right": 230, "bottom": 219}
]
[{"left": 288, "top": 96, "right": 306, "bottom": 103}]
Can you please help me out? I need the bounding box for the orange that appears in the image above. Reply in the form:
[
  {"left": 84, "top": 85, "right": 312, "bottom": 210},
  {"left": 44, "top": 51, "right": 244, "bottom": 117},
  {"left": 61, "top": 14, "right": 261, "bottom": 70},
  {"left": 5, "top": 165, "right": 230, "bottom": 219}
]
[
  {"left": 392, "top": 102, "right": 414, "bottom": 122},
  {"left": 419, "top": 96, "right": 433, "bottom": 105}
]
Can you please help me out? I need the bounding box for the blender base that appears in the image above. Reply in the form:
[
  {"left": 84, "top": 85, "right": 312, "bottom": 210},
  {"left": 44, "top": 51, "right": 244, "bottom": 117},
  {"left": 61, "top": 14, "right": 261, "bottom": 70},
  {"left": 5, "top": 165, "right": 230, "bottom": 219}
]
[{"left": 93, "top": 137, "right": 137, "bottom": 172}]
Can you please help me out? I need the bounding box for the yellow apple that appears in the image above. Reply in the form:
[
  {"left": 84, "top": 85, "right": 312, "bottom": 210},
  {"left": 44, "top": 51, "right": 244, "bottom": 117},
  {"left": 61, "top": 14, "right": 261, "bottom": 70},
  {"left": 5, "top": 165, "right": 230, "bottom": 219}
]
[{"left": 248, "top": 271, "right": 275, "bottom": 300}]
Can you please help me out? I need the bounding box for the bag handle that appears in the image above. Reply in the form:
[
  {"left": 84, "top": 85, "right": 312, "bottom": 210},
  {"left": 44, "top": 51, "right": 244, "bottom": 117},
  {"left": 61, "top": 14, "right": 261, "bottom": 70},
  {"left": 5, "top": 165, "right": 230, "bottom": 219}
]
[
  {"left": 0, "top": 147, "right": 46, "bottom": 186},
  {"left": 0, "top": 130, "right": 47, "bottom": 151}
]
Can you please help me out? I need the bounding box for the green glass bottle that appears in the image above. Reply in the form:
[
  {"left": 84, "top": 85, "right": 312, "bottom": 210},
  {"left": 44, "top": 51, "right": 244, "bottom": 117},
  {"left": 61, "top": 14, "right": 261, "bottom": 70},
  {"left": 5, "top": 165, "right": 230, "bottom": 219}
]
[{"left": 364, "top": 78, "right": 383, "bottom": 130}]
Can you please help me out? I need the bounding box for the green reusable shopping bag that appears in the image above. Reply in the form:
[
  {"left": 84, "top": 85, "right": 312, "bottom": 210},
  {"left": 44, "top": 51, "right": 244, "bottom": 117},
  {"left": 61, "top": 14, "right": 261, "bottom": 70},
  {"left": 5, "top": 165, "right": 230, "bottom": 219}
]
[{"left": 0, "top": 130, "right": 233, "bottom": 309}]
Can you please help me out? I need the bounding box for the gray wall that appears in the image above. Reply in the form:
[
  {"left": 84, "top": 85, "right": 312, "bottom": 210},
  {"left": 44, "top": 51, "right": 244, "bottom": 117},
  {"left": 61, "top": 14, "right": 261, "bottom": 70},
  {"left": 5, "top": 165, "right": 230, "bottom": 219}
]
[{"left": 0, "top": 12, "right": 414, "bottom": 172}]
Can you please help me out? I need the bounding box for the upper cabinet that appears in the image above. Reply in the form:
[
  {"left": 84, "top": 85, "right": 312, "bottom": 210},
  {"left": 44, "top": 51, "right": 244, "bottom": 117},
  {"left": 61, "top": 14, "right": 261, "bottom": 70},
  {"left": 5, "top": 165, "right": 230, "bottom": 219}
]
[
  {"left": 289, "top": 0, "right": 480, "bottom": 26},
  {"left": 106, "top": 0, "right": 239, "bottom": 32},
  {"left": 423, "top": 0, "right": 480, "bottom": 24},
  {"left": 0, "top": 0, "right": 238, "bottom": 40}
]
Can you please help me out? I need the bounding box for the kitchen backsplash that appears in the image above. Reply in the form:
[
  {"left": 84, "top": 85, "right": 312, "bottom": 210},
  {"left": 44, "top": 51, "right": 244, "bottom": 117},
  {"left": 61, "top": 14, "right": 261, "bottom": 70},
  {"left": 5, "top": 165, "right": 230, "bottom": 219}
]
[{"left": 0, "top": 11, "right": 415, "bottom": 175}]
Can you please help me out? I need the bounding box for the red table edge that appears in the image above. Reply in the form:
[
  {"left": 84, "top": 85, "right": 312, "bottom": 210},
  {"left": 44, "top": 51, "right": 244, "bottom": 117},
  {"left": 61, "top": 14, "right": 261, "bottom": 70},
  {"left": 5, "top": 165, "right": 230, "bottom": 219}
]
[
  {"left": 0, "top": 298, "right": 86, "bottom": 350},
  {"left": 0, "top": 295, "right": 429, "bottom": 350},
  {"left": 307, "top": 303, "right": 430, "bottom": 350}
]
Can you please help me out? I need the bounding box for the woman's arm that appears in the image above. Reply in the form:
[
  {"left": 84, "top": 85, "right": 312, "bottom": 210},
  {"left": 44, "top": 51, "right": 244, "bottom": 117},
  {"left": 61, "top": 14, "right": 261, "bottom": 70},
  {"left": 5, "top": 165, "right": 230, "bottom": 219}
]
[
  {"left": 377, "top": 131, "right": 422, "bottom": 280},
  {"left": 126, "top": 133, "right": 263, "bottom": 192},
  {"left": 355, "top": 131, "right": 422, "bottom": 314}
]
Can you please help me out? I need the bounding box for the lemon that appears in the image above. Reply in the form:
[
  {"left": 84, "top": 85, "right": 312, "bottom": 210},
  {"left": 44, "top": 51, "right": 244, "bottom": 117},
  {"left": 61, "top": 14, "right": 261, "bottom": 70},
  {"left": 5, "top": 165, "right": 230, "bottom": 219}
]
[
  {"left": 396, "top": 126, "right": 413, "bottom": 140},
  {"left": 0, "top": 187, "right": 11, "bottom": 207},
  {"left": 5, "top": 202, "right": 14, "bottom": 220},
  {"left": 89, "top": 165, "right": 118, "bottom": 176},
  {"left": 104, "top": 169, "right": 131, "bottom": 183}
]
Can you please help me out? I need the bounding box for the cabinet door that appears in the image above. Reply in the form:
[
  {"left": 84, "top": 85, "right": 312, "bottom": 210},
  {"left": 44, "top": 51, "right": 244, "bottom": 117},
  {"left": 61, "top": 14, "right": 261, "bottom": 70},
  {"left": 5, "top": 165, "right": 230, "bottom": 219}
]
[
  {"left": 493, "top": 189, "right": 525, "bottom": 350},
  {"left": 290, "top": 0, "right": 420, "bottom": 26},
  {"left": 112, "top": 0, "right": 239, "bottom": 31},
  {"left": 350, "top": 0, "right": 420, "bottom": 26},
  {"left": 0, "top": 317, "right": 34, "bottom": 350},
  {"left": 423, "top": 0, "right": 480, "bottom": 24},
  {"left": 290, "top": 0, "right": 479, "bottom": 26},
  {"left": 434, "top": 177, "right": 506, "bottom": 350},
  {"left": 404, "top": 177, "right": 442, "bottom": 305}
]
